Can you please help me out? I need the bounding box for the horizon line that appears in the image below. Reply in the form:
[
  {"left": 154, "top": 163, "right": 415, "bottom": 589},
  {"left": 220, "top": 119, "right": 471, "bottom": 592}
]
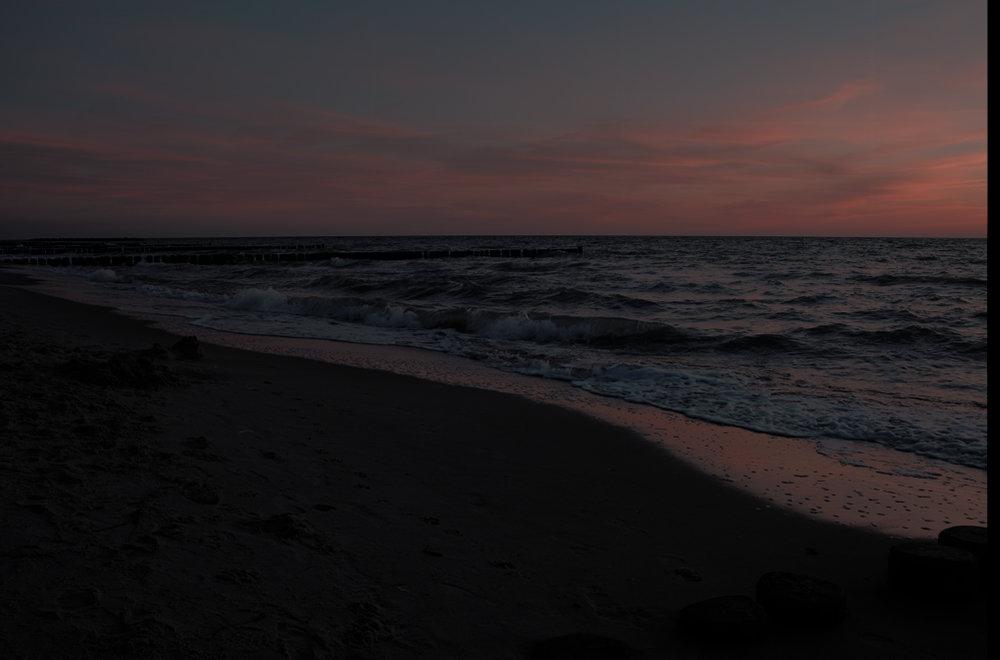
[{"left": 0, "top": 233, "right": 987, "bottom": 242}]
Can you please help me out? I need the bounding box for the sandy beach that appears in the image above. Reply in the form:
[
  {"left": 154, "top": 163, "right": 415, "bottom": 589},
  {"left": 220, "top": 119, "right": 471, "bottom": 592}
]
[{"left": 1, "top": 274, "right": 987, "bottom": 659}]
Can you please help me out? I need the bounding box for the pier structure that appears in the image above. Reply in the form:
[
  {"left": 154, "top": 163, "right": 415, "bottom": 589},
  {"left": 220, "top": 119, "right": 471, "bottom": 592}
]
[{"left": 0, "top": 241, "right": 583, "bottom": 267}]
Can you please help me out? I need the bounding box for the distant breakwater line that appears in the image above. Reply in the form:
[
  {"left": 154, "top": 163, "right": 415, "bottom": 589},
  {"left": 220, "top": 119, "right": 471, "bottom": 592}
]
[{"left": 0, "top": 243, "right": 584, "bottom": 266}]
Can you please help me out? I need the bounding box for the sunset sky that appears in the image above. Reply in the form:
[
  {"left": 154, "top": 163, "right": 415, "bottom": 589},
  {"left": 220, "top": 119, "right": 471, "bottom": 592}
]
[{"left": 1, "top": 1, "right": 987, "bottom": 238}]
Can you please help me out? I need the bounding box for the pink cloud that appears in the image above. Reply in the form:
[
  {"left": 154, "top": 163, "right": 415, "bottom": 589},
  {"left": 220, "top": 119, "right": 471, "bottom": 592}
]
[
  {"left": 0, "top": 70, "right": 985, "bottom": 237},
  {"left": 776, "top": 79, "right": 881, "bottom": 113}
]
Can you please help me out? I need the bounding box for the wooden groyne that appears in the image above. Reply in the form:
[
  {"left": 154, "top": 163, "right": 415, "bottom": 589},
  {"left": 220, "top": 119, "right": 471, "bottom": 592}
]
[{"left": 0, "top": 245, "right": 583, "bottom": 267}]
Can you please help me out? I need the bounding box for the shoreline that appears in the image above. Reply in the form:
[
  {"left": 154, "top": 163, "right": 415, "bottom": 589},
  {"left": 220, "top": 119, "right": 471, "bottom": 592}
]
[
  {"left": 134, "top": 321, "right": 990, "bottom": 540},
  {"left": 1, "top": 276, "right": 988, "bottom": 658},
  {"left": 13, "top": 265, "right": 987, "bottom": 539}
]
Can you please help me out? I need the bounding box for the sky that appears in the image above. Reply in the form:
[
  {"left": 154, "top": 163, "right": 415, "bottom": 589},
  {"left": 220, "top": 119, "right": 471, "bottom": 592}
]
[{"left": 0, "top": 1, "right": 987, "bottom": 238}]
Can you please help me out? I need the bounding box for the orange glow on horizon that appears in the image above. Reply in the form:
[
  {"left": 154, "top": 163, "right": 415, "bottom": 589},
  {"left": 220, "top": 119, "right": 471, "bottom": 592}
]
[{"left": 0, "top": 80, "right": 985, "bottom": 238}]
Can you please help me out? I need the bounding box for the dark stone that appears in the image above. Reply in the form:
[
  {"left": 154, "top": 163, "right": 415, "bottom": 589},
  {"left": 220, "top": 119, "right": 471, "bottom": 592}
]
[
  {"left": 171, "top": 335, "right": 203, "bottom": 359},
  {"left": 528, "top": 633, "right": 637, "bottom": 660},
  {"left": 250, "top": 513, "right": 315, "bottom": 540},
  {"left": 677, "top": 594, "right": 766, "bottom": 643},
  {"left": 888, "top": 542, "right": 979, "bottom": 597},
  {"left": 755, "top": 571, "right": 846, "bottom": 628},
  {"left": 938, "top": 526, "right": 988, "bottom": 563},
  {"left": 181, "top": 481, "right": 220, "bottom": 505},
  {"left": 674, "top": 566, "right": 702, "bottom": 582}
]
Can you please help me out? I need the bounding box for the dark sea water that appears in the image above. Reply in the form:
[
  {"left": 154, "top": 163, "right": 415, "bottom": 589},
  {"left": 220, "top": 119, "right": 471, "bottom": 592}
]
[{"left": 7, "top": 236, "right": 987, "bottom": 470}]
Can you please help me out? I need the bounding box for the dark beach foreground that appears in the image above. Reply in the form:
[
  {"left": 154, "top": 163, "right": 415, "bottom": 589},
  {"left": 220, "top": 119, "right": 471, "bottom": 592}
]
[{"left": 0, "top": 273, "right": 987, "bottom": 659}]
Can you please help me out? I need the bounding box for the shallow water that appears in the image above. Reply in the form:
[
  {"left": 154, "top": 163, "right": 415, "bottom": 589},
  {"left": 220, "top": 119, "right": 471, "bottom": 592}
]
[{"left": 7, "top": 235, "right": 987, "bottom": 470}]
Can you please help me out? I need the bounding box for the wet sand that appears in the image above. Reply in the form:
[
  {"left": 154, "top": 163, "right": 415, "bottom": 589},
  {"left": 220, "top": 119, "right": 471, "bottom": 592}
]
[{"left": 0, "top": 275, "right": 987, "bottom": 659}]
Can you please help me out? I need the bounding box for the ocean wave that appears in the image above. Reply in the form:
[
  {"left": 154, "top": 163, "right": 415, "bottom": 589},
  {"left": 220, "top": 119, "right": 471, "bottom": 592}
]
[
  {"left": 565, "top": 361, "right": 986, "bottom": 469},
  {"left": 491, "top": 259, "right": 566, "bottom": 273},
  {"left": 716, "top": 333, "right": 802, "bottom": 353},
  {"left": 838, "top": 308, "right": 924, "bottom": 323},
  {"left": 58, "top": 235, "right": 984, "bottom": 471},
  {"left": 206, "top": 286, "right": 986, "bottom": 362},
  {"left": 799, "top": 321, "right": 966, "bottom": 344},
  {"left": 136, "top": 283, "right": 222, "bottom": 304},
  {"left": 88, "top": 268, "right": 122, "bottom": 283},
  {"left": 225, "top": 287, "right": 289, "bottom": 311},
  {"left": 430, "top": 309, "right": 693, "bottom": 347},
  {"left": 214, "top": 287, "right": 693, "bottom": 349},
  {"left": 846, "top": 324, "right": 969, "bottom": 348},
  {"left": 856, "top": 273, "right": 986, "bottom": 287},
  {"left": 528, "top": 287, "right": 660, "bottom": 311},
  {"left": 782, "top": 294, "right": 832, "bottom": 305},
  {"left": 306, "top": 273, "right": 370, "bottom": 291}
]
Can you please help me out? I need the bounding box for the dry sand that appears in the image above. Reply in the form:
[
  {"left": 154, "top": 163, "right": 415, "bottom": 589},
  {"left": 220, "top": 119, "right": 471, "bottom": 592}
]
[{"left": 0, "top": 275, "right": 987, "bottom": 659}]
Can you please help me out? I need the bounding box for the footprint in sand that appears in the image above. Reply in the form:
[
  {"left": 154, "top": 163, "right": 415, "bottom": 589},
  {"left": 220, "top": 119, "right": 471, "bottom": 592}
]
[{"left": 582, "top": 585, "right": 630, "bottom": 621}]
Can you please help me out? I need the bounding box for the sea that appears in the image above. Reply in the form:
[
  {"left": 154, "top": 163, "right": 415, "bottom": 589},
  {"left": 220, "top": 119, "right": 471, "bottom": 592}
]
[{"left": 4, "top": 235, "right": 987, "bottom": 472}]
